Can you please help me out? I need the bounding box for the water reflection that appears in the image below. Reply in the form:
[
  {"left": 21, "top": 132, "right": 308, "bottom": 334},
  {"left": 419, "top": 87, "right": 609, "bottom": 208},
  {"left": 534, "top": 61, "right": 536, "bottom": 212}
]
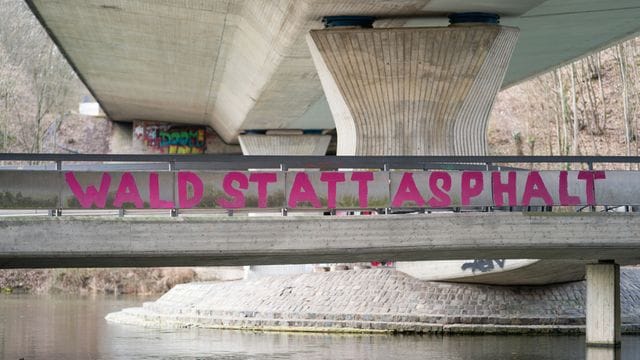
[
  {"left": 2, "top": 294, "right": 640, "bottom": 359},
  {"left": 0, "top": 294, "right": 149, "bottom": 360},
  {"left": 100, "top": 327, "right": 598, "bottom": 360},
  {"left": 587, "top": 347, "right": 621, "bottom": 360}
]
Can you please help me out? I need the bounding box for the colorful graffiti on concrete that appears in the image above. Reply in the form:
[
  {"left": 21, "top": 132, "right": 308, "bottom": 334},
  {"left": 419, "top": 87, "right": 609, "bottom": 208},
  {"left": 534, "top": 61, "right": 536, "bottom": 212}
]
[
  {"left": 134, "top": 122, "right": 206, "bottom": 154},
  {"left": 157, "top": 128, "right": 206, "bottom": 154}
]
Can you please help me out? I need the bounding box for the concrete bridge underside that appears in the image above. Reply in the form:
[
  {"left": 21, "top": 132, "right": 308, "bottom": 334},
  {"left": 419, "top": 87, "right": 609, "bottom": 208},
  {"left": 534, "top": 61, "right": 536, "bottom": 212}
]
[
  {"left": 26, "top": 0, "right": 640, "bottom": 288},
  {"left": 26, "top": 0, "right": 640, "bottom": 142},
  {"left": 2, "top": 213, "right": 640, "bottom": 269}
]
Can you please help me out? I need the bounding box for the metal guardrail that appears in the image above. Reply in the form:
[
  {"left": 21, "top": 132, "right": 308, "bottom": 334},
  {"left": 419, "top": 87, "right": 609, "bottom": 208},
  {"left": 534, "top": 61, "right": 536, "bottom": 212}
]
[
  {"left": 0, "top": 153, "right": 638, "bottom": 217},
  {"left": 1, "top": 154, "right": 639, "bottom": 170}
]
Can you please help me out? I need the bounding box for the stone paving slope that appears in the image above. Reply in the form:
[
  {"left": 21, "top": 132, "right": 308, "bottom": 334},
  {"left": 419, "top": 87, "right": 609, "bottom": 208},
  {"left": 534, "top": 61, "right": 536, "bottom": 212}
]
[{"left": 106, "top": 268, "right": 640, "bottom": 334}]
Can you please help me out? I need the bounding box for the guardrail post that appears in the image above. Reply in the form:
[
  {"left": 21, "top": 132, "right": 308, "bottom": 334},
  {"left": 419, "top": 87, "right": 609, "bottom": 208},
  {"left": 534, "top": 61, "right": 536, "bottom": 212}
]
[
  {"left": 170, "top": 160, "right": 177, "bottom": 217},
  {"left": 51, "top": 159, "right": 63, "bottom": 216},
  {"left": 280, "top": 163, "right": 288, "bottom": 216},
  {"left": 382, "top": 163, "right": 390, "bottom": 215},
  {"left": 587, "top": 161, "right": 597, "bottom": 212},
  {"left": 485, "top": 162, "right": 492, "bottom": 212}
]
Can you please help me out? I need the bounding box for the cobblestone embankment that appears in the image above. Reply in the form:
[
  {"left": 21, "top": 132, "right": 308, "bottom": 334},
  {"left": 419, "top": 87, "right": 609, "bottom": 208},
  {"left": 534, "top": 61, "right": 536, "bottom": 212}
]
[{"left": 106, "top": 268, "right": 640, "bottom": 334}]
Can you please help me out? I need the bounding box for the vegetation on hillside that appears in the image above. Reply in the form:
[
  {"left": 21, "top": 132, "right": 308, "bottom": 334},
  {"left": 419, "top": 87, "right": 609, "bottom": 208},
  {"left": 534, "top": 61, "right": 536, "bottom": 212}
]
[
  {"left": 0, "top": 0, "right": 110, "bottom": 154},
  {"left": 490, "top": 38, "right": 640, "bottom": 168},
  {"left": 0, "top": 268, "right": 197, "bottom": 295}
]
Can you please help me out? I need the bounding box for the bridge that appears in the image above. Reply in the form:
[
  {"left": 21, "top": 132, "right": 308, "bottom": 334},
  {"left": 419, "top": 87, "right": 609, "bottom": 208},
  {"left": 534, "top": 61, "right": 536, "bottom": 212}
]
[
  {"left": 1, "top": 154, "right": 640, "bottom": 269},
  {"left": 1, "top": 153, "right": 638, "bottom": 347},
  {"left": 14, "top": 0, "right": 640, "bottom": 351}
]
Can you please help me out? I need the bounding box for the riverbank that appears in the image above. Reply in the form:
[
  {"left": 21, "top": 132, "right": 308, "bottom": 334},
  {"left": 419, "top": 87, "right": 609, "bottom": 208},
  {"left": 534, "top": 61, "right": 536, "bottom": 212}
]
[
  {"left": 0, "top": 268, "right": 198, "bottom": 295},
  {"left": 107, "top": 267, "right": 640, "bottom": 334}
]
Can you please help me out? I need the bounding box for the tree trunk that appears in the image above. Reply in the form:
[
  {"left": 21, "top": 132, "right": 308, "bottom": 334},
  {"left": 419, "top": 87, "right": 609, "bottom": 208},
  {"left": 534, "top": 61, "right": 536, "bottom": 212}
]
[
  {"left": 570, "top": 63, "right": 580, "bottom": 155},
  {"left": 617, "top": 44, "right": 632, "bottom": 158},
  {"left": 596, "top": 53, "right": 607, "bottom": 133}
]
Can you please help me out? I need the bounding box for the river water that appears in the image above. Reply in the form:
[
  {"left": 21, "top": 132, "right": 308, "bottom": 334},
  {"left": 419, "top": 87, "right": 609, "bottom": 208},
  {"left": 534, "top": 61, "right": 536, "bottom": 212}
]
[{"left": 1, "top": 294, "right": 639, "bottom": 359}]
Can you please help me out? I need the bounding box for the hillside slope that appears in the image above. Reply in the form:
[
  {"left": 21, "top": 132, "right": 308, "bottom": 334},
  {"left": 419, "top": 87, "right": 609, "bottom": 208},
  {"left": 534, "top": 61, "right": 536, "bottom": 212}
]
[{"left": 490, "top": 39, "right": 640, "bottom": 165}]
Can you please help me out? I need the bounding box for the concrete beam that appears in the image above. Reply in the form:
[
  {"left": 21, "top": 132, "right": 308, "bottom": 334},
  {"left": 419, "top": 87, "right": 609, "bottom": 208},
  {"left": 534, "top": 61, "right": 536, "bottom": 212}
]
[
  {"left": 586, "top": 262, "right": 621, "bottom": 347},
  {"left": 2, "top": 213, "right": 640, "bottom": 268}
]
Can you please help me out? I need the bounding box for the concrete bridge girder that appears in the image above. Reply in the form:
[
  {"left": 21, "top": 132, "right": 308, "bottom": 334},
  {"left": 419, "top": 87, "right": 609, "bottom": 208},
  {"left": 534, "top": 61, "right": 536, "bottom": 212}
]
[{"left": 2, "top": 213, "right": 640, "bottom": 268}]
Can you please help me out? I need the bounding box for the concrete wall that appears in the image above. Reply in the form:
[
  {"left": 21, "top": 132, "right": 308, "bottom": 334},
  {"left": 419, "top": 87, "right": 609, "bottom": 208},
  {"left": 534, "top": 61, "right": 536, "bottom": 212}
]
[{"left": 109, "top": 120, "right": 241, "bottom": 154}]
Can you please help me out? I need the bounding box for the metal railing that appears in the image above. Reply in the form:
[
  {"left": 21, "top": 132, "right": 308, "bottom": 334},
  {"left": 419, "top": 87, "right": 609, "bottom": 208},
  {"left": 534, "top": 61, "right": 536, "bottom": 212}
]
[
  {"left": 0, "top": 153, "right": 638, "bottom": 217},
  {"left": 1, "top": 153, "right": 639, "bottom": 171}
]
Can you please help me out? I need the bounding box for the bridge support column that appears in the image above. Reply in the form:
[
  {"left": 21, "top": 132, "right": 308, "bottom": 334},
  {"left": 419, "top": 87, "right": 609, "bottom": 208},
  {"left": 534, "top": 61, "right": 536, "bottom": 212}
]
[
  {"left": 238, "top": 130, "right": 330, "bottom": 156},
  {"left": 307, "top": 17, "right": 525, "bottom": 283},
  {"left": 306, "top": 20, "right": 519, "bottom": 156},
  {"left": 586, "top": 261, "right": 621, "bottom": 348},
  {"left": 239, "top": 130, "right": 331, "bottom": 279}
]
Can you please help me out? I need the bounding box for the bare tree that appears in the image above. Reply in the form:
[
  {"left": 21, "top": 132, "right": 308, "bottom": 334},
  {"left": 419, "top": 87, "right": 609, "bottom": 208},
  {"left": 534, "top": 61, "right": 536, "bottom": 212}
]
[
  {"left": 616, "top": 43, "right": 633, "bottom": 157},
  {"left": 0, "top": 0, "right": 78, "bottom": 153},
  {"left": 581, "top": 56, "right": 603, "bottom": 136},
  {"left": 570, "top": 63, "right": 580, "bottom": 155}
]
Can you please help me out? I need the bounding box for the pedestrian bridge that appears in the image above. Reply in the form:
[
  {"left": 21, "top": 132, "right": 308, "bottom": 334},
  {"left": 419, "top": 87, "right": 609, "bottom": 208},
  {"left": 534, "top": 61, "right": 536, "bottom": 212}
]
[{"left": 0, "top": 153, "right": 639, "bottom": 268}]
